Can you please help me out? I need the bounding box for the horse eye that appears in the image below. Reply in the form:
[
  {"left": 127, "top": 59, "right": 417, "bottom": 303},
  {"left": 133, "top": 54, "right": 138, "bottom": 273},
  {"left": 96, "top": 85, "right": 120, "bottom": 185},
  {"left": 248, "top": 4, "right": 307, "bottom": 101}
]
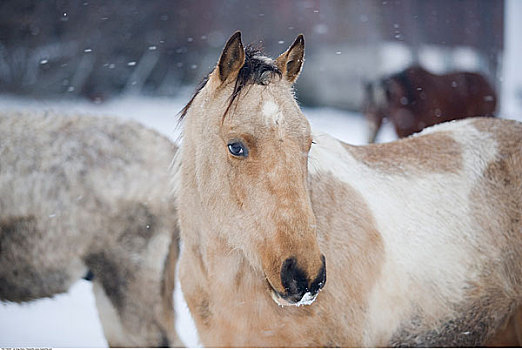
[{"left": 227, "top": 141, "right": 248, "bottom": 157}]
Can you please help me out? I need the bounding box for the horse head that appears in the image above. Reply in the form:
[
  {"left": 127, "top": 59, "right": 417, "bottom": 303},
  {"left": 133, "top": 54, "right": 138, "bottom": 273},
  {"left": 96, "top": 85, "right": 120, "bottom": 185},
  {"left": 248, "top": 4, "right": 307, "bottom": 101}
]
[{"left": 179, "top": 32, "right": 326, "bottom": 306}]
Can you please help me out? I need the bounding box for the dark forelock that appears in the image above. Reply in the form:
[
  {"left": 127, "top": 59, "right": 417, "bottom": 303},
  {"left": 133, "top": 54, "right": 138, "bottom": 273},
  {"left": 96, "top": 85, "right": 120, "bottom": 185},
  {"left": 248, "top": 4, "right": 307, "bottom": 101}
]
[{"left": 179, "top": 45, "right": 282, "bottom": 121}]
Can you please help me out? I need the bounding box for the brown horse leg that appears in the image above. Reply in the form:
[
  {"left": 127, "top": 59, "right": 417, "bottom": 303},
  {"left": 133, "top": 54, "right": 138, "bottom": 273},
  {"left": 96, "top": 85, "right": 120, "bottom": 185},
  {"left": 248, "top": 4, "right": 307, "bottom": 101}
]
[{"left": 367, "top": 116, "right": 383, "bottom": 143}]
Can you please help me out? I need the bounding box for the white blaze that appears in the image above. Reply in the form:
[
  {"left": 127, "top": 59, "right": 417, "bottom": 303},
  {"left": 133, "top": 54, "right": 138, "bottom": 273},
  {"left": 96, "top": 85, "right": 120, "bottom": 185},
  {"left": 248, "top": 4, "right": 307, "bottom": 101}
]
[{"left": 262, "top": 100, "right": 281, "bottom": 125}]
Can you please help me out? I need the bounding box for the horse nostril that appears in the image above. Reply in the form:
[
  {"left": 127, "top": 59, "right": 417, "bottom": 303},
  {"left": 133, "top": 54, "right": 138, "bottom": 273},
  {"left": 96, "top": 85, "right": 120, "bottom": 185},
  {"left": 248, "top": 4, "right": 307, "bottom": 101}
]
[
  {"left": 280, "top": 257, "right": 308, "bottom": 301},
  {"left": 310, "top": 254, "right": 326, "bottom": 294},
  {"left": 280, "top": 255, "right": 326, "bottom": 303}
]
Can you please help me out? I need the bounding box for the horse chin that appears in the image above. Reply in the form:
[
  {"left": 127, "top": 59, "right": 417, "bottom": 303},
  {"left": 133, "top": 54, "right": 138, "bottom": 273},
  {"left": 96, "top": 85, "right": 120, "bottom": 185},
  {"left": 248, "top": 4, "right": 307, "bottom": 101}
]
[{"left": 268, "top": 283, "right": 319, "bottom": 308}]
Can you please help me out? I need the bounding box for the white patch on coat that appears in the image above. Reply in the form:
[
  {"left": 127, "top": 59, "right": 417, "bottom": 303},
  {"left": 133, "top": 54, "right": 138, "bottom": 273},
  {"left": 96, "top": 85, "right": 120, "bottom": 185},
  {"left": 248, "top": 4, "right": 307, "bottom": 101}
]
[
  {"left": 270, "top": 290, "right": 318, "bottom": 307},
  {"left": 308, "top": 122, "right": 498, "bottom": 345},
  {"left": 262, "top": 99, "right": 286, "bottom": 139},
  {"left": 262, "top": 100, "right": 281, "bottom": 125},
  {"left": 143, "top": 229, "right": 172, "bottom": 272}
]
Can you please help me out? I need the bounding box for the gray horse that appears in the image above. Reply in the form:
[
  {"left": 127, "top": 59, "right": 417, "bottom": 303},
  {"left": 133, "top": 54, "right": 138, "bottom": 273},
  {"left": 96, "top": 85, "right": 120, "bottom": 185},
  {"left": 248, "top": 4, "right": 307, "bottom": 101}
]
[{"left": 0, "top": 111, "right": 182, "bottom": 347}]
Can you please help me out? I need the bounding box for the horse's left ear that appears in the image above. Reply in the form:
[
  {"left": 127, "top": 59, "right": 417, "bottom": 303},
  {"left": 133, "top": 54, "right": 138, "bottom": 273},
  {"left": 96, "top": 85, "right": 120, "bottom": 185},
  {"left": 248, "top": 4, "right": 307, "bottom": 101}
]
[
  {"left": 217, "top": 31, "right": 246, "bottom": 83},
  {"left": 275, "top": 34, "right": 305, "bottom": 83}
]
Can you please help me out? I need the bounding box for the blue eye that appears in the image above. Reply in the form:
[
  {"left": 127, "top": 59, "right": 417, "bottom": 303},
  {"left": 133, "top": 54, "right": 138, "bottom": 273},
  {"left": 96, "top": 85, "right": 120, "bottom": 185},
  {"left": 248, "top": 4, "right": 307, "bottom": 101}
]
[{"left": 227, "top": 141, "right": 248, "bottom": 157}]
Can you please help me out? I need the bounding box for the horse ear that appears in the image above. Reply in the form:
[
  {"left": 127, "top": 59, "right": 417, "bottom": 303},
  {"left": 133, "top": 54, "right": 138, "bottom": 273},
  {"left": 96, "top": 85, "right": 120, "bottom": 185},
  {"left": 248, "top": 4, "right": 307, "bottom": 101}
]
[
  {"left": 217, "top": 31, "right": 245, "bottom": 83},
  {"left": 276, "top": 34, "right": 305, "bottom": 83}
]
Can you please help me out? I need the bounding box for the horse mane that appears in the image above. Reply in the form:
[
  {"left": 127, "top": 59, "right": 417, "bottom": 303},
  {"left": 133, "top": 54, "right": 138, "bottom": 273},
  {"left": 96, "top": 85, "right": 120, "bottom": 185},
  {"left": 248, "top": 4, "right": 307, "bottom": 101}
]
[
  {"left": 178, "top": 45, "right": 282, "bottom": 121},
  {"left": 178, "top": 74, "right": 209, "bottom": 122}
]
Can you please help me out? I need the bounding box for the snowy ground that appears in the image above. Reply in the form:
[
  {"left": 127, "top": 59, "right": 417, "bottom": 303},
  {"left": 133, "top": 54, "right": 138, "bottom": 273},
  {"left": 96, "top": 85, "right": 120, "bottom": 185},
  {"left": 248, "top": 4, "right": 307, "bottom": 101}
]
[{"left": 0, "top": 91, "right": 520, "bottom": 348}]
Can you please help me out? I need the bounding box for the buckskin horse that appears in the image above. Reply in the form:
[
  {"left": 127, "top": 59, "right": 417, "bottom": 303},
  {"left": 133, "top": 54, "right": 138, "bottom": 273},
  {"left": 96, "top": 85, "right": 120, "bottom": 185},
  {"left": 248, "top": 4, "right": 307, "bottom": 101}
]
[
  {"left": 362, "top": 65, "right": 497, "bottom": 143},
  {"left": 0, "top": 111, "right": 182, "bottom": 347},
  {"left": 174, "top": 32, "right": 521, "bottom": 346}
]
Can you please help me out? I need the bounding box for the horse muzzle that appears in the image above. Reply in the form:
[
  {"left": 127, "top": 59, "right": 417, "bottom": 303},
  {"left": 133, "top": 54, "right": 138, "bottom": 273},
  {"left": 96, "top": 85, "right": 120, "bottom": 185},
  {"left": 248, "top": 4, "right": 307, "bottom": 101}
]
[{"left": 269, "top": 255, "right": 326, "bottom": 307}]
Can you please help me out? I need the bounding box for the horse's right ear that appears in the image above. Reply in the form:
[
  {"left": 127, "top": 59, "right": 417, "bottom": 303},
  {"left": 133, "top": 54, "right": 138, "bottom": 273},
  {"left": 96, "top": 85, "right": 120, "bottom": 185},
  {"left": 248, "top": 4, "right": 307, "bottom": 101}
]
[
  {"left": 217, "top": 31, "right": 245, "bottom": 83},
  {"left": 276, "top": 34, "right": 305, "bottom": 83}
]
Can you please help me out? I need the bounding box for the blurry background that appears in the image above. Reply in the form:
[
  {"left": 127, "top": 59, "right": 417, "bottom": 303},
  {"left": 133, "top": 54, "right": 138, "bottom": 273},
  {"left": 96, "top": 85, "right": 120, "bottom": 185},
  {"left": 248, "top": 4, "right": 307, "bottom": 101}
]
[
  {"left": 0, "top": 0, "right": 519, "bottom": 113},
  {"left": 0, "top": 0, "right": 521, "bottom": 347}
]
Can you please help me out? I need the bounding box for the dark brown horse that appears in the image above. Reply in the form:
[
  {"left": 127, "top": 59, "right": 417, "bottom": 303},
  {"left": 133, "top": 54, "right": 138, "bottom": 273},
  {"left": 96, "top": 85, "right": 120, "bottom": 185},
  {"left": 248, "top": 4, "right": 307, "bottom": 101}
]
[{"left": 362, "top": 65, "right": 497, "bottom": 143}]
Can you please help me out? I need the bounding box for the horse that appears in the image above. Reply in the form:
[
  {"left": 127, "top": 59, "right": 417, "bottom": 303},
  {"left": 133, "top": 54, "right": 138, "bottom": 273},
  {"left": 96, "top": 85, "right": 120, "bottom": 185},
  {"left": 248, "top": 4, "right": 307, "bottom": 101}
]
[
  {"left": 174, "top": 31, "right": 522, "bottom": 347},
  {"left": 0, "top": 111, "right": 182, "bottom": 347},
  {"left": 362, "top": 65, "right": 497, "bottom": 143}
]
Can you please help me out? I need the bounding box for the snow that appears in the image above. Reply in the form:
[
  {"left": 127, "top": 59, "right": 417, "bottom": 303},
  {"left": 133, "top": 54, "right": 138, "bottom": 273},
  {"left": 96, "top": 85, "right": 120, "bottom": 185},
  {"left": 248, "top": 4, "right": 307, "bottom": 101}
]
[
  {"left": 270, "top": 289, "right": 318, "bottom": 308},
  {"left": 0, "top": 280, "right": 105, "bottom": 347},
  {"left": 295, "top": 292, "right": 317, "bottom": 306},
  {"left": 0, "top": 93, "right": 397, "bottom": 146}
]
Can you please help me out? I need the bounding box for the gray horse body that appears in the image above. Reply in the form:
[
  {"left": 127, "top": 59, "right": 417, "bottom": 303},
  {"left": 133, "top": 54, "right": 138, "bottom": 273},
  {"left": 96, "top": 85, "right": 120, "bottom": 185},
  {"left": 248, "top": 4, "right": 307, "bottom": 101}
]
[{"left": 0, "top": 111, "right": 181, "bottom": 347}]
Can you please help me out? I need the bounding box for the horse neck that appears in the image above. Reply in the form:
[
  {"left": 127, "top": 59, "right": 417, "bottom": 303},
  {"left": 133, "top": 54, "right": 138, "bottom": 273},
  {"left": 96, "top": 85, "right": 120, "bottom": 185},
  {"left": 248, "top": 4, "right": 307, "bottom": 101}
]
[{"left": 177, "top": 174, "right": 261, "bottom": 291}]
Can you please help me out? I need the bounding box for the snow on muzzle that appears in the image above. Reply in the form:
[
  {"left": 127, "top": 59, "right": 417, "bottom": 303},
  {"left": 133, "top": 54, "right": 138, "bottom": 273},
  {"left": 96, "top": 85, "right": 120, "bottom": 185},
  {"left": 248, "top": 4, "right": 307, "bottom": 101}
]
[{"left": 270, "top": 255, "right": 326, "bottom": 307}]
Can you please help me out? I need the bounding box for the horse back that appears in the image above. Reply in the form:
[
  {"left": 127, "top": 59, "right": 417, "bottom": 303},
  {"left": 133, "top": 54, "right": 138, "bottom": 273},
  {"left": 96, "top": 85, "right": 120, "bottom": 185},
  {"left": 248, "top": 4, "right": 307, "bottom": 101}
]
[
  {"left": 0, "top": 111, "right": 177, "bottom": 302},
  {"left": 386, "top": 67, "right": 497, "bottom": 137},
  {"left": 461, "top": 72, "right": 497, "bottom": 115}
]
